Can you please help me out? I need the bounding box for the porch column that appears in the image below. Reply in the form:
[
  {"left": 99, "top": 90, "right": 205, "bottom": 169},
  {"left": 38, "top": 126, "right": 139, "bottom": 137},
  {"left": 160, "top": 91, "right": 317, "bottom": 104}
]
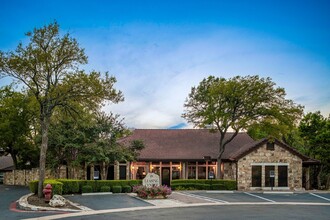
[{"left": 305, "top": 167, "right": 310, "bottom": 190}]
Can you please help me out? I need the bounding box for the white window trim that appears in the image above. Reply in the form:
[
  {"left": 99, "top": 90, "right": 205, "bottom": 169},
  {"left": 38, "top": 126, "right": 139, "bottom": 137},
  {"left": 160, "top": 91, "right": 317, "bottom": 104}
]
[{"left": 251, "top": 163, "right": 289, "bottom": 166}]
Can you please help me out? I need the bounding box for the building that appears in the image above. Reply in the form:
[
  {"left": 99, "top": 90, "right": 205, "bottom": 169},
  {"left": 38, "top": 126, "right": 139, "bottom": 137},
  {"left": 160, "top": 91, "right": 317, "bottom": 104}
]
[
  {"left": 118, "top": 129, "right": 318, "bottom": 190},
  {"left": 0, "top": 155, "right": 14, "bottom": 184}
]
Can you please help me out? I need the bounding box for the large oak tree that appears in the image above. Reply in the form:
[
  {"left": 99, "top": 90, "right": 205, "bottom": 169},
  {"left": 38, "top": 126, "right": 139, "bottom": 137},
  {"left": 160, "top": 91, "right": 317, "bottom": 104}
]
[
  {"left": 0, "top": 22, "right": 123, "bottom": 197},
  {"left": 183, "top": 75, "right": 303, "bottom": 179}
]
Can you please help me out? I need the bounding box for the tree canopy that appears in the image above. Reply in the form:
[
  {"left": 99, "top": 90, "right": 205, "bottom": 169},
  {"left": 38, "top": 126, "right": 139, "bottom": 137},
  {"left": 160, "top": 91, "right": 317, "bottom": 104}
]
[
  {"left": 183, "top": 75, "right": 303, "bottom": 178},
  {"left": 0, "top": 22, "right": 123, "bottom": 197},
  {"left": 298, "top": 111, "right": 330, "bottom": 188},
  {"left": 0, "top": 86, "right": 39, "bottom": 169}
]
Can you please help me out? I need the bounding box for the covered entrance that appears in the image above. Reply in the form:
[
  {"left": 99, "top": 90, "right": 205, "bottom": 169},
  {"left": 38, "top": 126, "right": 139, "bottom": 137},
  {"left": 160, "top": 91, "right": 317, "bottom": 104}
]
[{"left": 161, "top": 167, "right": 170, "bottom": 186}]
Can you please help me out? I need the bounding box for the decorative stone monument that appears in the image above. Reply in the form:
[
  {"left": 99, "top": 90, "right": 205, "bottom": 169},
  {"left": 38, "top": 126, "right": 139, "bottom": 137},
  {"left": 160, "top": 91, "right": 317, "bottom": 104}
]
[{"left": 142, "top": 173, "right": 160, "bottom": 188}]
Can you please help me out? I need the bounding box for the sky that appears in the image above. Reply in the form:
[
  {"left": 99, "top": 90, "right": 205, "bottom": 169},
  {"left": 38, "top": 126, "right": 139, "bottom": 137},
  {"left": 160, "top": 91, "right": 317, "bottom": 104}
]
[{"left": 0, "top": 0, "right": 329, "bottom": 129}]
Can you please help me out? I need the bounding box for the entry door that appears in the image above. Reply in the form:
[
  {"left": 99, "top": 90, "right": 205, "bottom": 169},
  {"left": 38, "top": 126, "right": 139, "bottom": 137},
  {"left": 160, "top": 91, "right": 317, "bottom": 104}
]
[{"left": 162, "top": 167, "right": 171, "bottom": 186}]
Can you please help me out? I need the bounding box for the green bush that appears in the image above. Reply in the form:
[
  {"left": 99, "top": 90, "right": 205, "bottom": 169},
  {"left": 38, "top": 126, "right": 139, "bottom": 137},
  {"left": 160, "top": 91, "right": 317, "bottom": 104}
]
[
  {"left": 29, "top": 180, "right": 38, "bottom": 194},
  {"left": 44, "top": 179, "right": 63, "bottom": 195},
  {"left": 57, "top": 179, "right": 80, "bottom": 194},
  {"left": 29, "top": 179, "right": 63, "bottom": 195},
  {"left": 112, "top": 185, "right": 122, "bottom": 193},
  {"left": 82, "top": 185, "right": 93, "bottom": 193},
  {"left": 100, "top": 186, "right": 111, "bottom": 192},
  {"left": 29, "top": 179, "right": 144, "bottom": 195},
  {"left": 122, "top": 185, "right": 132, "bottom": 193},
  {"left": 171, "top": 179, "right": 236, "bottom": 190}
]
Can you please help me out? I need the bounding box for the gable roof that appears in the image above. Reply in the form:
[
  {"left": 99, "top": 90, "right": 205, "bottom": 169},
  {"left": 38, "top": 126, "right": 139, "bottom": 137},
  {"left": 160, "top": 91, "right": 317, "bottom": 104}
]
[
  {"left": 228, "top": 138, "right": 313, "bottom": 162},
  {"left": 0, "top": 155, "right": 14, "bottom": 171},
  {"left": 119, "top": 129, "right": 255, "bottom": 161}
]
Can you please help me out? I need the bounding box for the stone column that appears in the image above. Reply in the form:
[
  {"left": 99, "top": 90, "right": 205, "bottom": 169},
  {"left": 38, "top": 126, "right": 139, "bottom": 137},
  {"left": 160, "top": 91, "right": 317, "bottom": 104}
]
[
  {"left": 114, "top": 161, "right": 119, "bottom": 180},
  {"left": 126, "top": 162, "right": 130, "bottom": 180}
]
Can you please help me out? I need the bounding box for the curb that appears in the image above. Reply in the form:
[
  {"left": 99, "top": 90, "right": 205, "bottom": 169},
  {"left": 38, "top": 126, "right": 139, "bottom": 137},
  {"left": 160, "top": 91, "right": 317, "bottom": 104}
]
[
  {"left": 18, "top": 193, "right": 86, "bottom": 212},
  {"left": 81, "top": 192, "right": 113, "bottom": 196},
  {"left": 263, "top": 191, "right": 294, "bottom": 194},
  {"left": 206, "top": 191, "right": 234, "bottom": 193}
]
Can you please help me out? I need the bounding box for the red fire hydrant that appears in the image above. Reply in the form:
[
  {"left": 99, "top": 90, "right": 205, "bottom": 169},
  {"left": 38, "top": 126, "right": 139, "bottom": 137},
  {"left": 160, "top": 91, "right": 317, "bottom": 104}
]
[{"left": 43, "top": 184, "right": 52, "bottom": 203}]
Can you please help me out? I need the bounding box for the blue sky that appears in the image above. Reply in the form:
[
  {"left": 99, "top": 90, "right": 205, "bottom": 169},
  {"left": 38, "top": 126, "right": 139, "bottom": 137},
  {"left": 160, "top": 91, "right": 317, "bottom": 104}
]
[{"left": 1, "top": 0, "right": 329, "bottom": 128}]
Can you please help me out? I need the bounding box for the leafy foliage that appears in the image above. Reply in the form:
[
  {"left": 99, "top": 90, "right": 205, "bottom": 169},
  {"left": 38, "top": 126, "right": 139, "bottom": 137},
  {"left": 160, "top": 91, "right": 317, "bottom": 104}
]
[
  {"left": 0, "top": 22, "right": 123, "bottom": 197},
  {"left": 299, "top": 112, "right": 330, "bottom": 189},
  {"left": 133, "top": 185, "right": 172, "bottom": 199},
  {"left": 0, "top": 86, "right": 39, "bottom": 169},
  {"left": 183, "top": 75, "right": 303, "bottom": 178},
  {"left": 171, "top": 179, "right": 236, "bottom": 190}
]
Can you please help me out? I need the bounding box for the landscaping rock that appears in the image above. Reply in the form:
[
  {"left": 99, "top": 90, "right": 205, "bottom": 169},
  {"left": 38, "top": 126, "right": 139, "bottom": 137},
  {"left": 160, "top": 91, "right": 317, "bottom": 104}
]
[{"left": 49, "top": 195, "right": 66, "bottom": 207}]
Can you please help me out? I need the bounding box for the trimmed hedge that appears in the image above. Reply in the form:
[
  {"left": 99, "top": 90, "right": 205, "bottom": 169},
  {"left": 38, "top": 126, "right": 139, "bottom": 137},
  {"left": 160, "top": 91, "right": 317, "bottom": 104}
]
[
  {"left": 171, "top": 179, "right": 236, "bottom": 190},
  {"left": 29, "top": 179, "right": 143, "bottom": 194},
  {"left": 100, "top": 186, "right": 111, "bottom": 192},
  {"left": 112, "top": 185, "right": 122, "bottom": 193},
  {"left": 122, "top": 185, "right": 132, "bottom": 193},
  {"left": 57, "top": 179, "right": 80, "bottom": 194},
  {"left": 82, "top": 185, "right": 93, "bottom": 193},
  {"left": 29, "top": 179, "right": 63, "bottom": 195}
]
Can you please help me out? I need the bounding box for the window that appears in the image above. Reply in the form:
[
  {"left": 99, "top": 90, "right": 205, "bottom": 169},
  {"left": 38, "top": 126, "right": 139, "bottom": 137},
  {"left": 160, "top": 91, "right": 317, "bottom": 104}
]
[
  {"left": 198, "top": 166, "right": 206, "bottom": 179},
  {"left": 119, "top": 165, "right": 126, "bottom": 180},
  {"left": 267, "top": 142, "right": 275, "bottom": 151},
  {"left": 252, "top": 166, "right": 262, "bottom": 187},
  {"left": 136, "top": 167, "right": 146, "bottom": 180},
  {"left": 188, "top": 166, "right": 196, "bottom": 179},
  {"left": 278, "top": 166, "right": 288, "bottom": 187},
  {"left": 265, "top": 166, "right": 275, "bottom": 187},
  {"left": 172, "top": 166, "right": 180, "bottom": 180}
]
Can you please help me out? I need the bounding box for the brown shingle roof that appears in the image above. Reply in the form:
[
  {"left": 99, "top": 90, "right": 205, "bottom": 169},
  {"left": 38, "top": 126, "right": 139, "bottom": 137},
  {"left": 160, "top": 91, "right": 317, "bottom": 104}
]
[
  {"left": 119, "top": 129, "right": 255, "bottom": 161},
  {"left": 0, "top": 155, "right": 14, "bottom": 171},
  {"left": 228, "top": 138, "right": 314, "bottom": 161}
]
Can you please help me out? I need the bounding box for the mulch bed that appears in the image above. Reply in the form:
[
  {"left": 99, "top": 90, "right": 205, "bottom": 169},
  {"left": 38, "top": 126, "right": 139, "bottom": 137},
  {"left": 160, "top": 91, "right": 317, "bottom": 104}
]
[{"left": 27, "top": 194, "right": 80, "bottom": 210}]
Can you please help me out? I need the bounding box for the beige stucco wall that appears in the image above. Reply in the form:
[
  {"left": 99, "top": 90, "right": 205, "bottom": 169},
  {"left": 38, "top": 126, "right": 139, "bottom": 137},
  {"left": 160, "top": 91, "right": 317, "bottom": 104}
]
[{"left": 237, "top": 143, "right": 302, "bottom": 190}]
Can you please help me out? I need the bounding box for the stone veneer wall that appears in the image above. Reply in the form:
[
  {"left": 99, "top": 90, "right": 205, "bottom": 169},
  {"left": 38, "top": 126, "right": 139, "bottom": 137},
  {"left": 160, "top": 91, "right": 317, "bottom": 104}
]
[
  {"left": 223, "top": 162, "right": 236, "bottom": 180},
  {"left": 237, "top": 143, "right": 302, "bottom": 190},
  {"left": 4, "top": 166, "right": 81, "bottom": 186}
]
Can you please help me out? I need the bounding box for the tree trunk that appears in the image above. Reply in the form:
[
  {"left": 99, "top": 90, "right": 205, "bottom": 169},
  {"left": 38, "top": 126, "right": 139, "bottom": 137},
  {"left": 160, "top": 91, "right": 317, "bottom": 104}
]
[
  {"left": 217, "top": 137, "right": 225, "bottom": 179},
  {"left": 37, "top": 116, "right": 50, "bottom": 198},
  {"left": 10, "top": 145, "right": 18, "bottom": 170},
  {"left": 101, "top": 162, "right": 109, "bottom": 180}
]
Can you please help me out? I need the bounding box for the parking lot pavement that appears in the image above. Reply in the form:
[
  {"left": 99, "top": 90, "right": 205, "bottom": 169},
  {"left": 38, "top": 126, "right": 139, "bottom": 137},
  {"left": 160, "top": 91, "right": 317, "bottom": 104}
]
[
  {"left": 186, "top": 191, "right": 330, "bottom": 204},
  {"left": 64, "top": 194, "right": 153, "bottom": 210}
]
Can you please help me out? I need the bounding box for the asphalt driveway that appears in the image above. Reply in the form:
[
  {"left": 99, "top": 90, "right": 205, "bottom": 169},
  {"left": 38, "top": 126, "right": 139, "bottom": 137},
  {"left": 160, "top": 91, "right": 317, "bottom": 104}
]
[
  {"left": 187, "top": 191, "right": 330, "bottom": 204},
  {"left": 64, "top": 194, "right": 153, "bottom": 210}
]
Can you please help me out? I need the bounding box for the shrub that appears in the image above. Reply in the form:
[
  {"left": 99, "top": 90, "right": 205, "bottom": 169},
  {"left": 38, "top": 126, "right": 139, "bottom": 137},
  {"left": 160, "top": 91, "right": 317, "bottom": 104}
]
[
  {"left": 29, "top": 180, "right": 38, "bottom": 194},
  {"left": 112, "top": 185, "right": 122, "bottom": 193},
  {"left": 100, "top": 186, "right": 111, "bottom": 192},
  {"left": 44, "top": 179, "right": 63, "bottom": 195},
  {"left": 57, "top": 179, "right": 80, "bottom": 194},
  {"left": 29, "top": 179, "right": 63, "bottom": 195},
  {"left": 82, "top": 185, "right": 93, "bottom": 193},
  {"left": 171, "top": 179, "right": 236, "bottom": 190},
  {"left": 133, "top": 185, "right": 172, "bottom": 199},
  {"left": 122, "top": 185, "right": 132, "bottom": 193}
]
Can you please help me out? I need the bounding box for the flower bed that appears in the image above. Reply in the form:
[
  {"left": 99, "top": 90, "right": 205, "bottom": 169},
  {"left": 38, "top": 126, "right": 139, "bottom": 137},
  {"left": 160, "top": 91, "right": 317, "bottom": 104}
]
[{"left": 133, "top": 185, "right": 172, "bottom": 199}]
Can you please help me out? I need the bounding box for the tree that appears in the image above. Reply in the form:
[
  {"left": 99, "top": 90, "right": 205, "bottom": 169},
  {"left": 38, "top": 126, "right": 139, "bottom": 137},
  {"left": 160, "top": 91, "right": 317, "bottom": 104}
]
[
  {"left": 0, "top": 22, "right": 123, "bottom": 197},
  {"left": 77, "top": 112, "right": 144, "bottom": 180},
  {"left": 0, "top": 86, "right": 39, "bottom": 169},
  {"left": 299, "top": 112, "right": 330, "bottom": 189},
  {"left": 183, "top": 75, "right": 303, "bottom": 179}
]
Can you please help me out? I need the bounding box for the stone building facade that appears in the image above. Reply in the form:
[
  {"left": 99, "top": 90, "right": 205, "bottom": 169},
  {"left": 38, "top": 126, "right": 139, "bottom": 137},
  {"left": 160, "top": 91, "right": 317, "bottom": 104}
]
[
  {"left": 3, "top": 129, "right": 318, "bottom": 190},
  {"left": 235, "top": 142, "right": 303, "bottom": 190}
]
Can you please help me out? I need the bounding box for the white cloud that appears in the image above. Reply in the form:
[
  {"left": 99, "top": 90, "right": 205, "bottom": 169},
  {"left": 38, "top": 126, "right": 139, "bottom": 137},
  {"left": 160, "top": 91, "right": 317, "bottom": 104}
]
[{"left": 73, "top": 24, "right": 330, "bottom": 128}]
